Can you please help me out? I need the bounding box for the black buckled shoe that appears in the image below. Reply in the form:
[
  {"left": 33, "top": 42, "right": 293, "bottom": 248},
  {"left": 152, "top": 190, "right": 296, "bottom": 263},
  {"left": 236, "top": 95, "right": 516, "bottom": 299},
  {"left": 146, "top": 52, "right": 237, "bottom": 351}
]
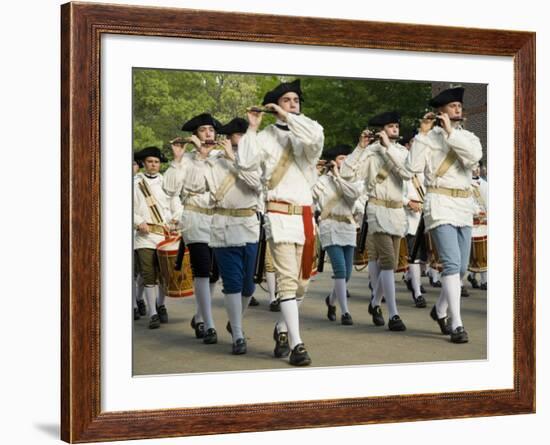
[
  {"left": 273, "top": 326, "right": 290, "bottom": 358},
  {"left": 461, "top": 286, "right": 470, "bottom": 298},
  {"left": 388, "top": 315, "right": 407, "bottom": 331},
  {"left": 480, "top": 282, "right": 487, "bottom": 291},
  {"left": 249, "top": 296, "right": 260, "bottom": 307},
  {"left": 137, "top": 299, "right": 147, "bottom": 316},
  {"left": 429, "top": 275, "right": 442, "bottom": 288},
  {"left": 157, "top": 305, "right": 168, "bottom": 323},
  {"left": 368, "top": 303, "right": 385, "bottom": 326},
  {"left": 232, "top": 338, "right": 247, "bottom": 355},
  {"left": 203, "top": 328, "right": 218, "bottom": 344},
  {"left": 149, "top": 314, "right": 160, "bottom": 329},
  {"left": 341, "top": 313, "right": 353, "bottom": 325},
  {"left": 420, "top": 284, "right": 426, "bottom": 294},
  {"left": 467, "top": 275, "right": 480, "bottom": 289},
  {"left": 450, "top": 326, "right": 469, "bottom": 343},
  {"left": 325, "top": 296, "right": 336, "bottom": 321},
  {"left": 414, "top": 295, "right": 427, "bottom": 308},
  {"left": 133, "top": 308, "right": 140, "bottom": 320},
  {"left": 269, "top": 300, "right": 281, "bottom": 312},
  {"left": 190, "top": 316, "right": 205, "bottom": 339},
  {"left": 430, "top": 306, "right": 451, "bottom": 335},
  {"left": 289, "top": 343, "right": 312, "bottom": 366}
]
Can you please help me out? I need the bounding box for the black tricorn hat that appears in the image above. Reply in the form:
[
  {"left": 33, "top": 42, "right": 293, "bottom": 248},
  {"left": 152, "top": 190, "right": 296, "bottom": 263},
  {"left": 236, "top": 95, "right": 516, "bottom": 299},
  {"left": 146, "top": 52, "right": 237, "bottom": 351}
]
[
  {"left": 368, "top": 111, "right": 401, "bottom": 127},
  {"left": 133, "top": 152, "right": 144, "bottom": 167},
  {"left": 181, "top": 113, "right": 222, "bottom": 132},
  {"left": 218, "top": 117, "right": 249, "bottom": 135},
  {"left": 400, "top": 128, "right": 418, "bottom": 146},
  {"left": 262, "top": 79, "right": 303, "bottom": 106},
  {"left": 322, "top": 144, "right": 352, "bottom": 161},
  {"left": 134, "top": 146, "right": 168, "bottom": 163},
  {"left": 429, "top": 87, "right": 465, "bottom": 108}
]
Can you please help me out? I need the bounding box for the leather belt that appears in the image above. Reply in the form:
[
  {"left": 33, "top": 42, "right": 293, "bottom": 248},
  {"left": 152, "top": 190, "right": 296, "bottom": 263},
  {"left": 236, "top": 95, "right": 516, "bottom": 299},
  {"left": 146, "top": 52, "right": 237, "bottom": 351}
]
[
  {"left": 426, "top": 186, "right": 472, "bottom": 198},
  {"left": 184, "top": 204, "right": 214, "bottom": 215},
  {"left": 325, "top": 214, "right": 355, "bottom": 224},
  {"left": 213, "top": 207, "right": 256, "bottom": 217},
  {"left": 266, "top": 201, "right": 304, "bottom": 215},
  {"left": 368, "top": 197, "right": 403, "bottom": 209}
]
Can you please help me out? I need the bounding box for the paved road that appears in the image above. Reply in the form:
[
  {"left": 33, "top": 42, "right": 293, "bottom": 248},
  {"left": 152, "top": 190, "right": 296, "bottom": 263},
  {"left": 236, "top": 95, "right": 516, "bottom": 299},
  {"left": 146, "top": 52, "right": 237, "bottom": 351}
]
[{"left": 133, "top": 266, "right": 487, "bottom": 375}]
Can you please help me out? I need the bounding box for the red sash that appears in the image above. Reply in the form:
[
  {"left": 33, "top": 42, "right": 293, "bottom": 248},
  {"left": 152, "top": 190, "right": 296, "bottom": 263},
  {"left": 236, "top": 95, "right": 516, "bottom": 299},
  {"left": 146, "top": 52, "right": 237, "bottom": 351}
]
[{"left": 300, "top": 206, "right": 315, "bottom": 280}]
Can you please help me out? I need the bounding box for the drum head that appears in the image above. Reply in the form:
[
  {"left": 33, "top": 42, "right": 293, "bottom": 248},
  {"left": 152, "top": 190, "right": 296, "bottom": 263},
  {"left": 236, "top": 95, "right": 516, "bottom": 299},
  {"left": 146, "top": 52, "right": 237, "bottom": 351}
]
[{"left": 157, "top": 235, "right": 181, "bottom": 252}]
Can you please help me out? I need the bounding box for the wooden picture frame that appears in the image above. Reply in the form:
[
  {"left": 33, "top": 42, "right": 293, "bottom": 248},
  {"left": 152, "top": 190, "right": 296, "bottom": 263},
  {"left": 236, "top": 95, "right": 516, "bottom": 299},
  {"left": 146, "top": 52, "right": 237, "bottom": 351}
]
[{"left": 61, "top": 1, "right": 535, "bottom": 442}]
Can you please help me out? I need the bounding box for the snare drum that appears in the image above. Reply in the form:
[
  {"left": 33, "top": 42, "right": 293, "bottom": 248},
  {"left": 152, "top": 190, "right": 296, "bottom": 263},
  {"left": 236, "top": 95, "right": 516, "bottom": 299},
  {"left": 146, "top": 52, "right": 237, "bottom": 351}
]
[
  {"left": 395, "top": 237, "right": 409, "bottom": 273},
  {"left": 353, "top": 228, "right": 369, "bottom": 266},
  {"left": 156, "top": 236, "right": 194, "bottom": 297},
  {"left": 469, "top": 224, "right": 488, "bottom": 273}
]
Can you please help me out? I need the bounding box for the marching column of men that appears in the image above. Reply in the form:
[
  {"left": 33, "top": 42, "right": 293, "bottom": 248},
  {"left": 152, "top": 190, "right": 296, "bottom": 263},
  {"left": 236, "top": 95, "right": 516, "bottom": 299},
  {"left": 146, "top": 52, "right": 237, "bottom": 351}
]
[{"left": 133, "top": 81, "right": 486, "bottom": 365}]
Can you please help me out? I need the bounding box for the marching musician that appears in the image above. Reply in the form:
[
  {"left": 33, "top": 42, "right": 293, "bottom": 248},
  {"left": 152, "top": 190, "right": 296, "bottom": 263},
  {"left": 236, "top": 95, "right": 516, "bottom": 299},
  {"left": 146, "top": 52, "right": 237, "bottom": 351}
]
[
  {"left": 133, "top": 147, "right": 182, "bottom": 329},
  {"left": 163, "top": 113, "right": 222, "bottom": 345},
  {"left": 236, "top": 79, "right": 324, "bottom": 366},
  {"left": 467, "top": 162, "right": 488, "bottom": 290},
  {"left": 401, "top": 131, "right": 428, "bottom": 308},
  {"left": 313, "top": 144, "right": 363, "bottom": 325},
  {"left": 408, "top": 87, "right": 483, "bottom": 343},
  {"left": 205, "top": 117, "right": 262, "bottom": 355},
  {"left": 133, "top": 157, "right": 147, "bottom": 320},
  {"left": 340, "top": 111, "right": 411, "bottom": 331}
]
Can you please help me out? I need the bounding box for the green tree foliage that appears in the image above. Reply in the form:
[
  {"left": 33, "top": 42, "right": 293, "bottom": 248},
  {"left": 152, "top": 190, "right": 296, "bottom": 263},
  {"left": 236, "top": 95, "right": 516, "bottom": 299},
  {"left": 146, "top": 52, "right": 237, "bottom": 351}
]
[{"left": 133, "top": 69, "right": 432, "bottom": 164}]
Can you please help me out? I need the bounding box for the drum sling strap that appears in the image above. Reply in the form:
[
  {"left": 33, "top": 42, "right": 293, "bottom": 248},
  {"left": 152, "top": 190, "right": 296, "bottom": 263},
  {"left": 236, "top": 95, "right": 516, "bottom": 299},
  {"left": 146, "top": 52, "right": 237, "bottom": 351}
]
[
  {"left": 213, "top": 167, "right": 238, "bottom": 202},
  {"left": 435, "top": 149, "right": 458, "bottom": 178},
  {"left": 374, "top": 158, "right": 394, "bottom": 184},
  {"left": 411, "top": 174, "right": 425, "bottom": 202},
  {"left": 138, "top": 179, "right": 167, "bottom": 236},
  {"left": 267, "top": 141, "right": 294, "bottom": 191}
]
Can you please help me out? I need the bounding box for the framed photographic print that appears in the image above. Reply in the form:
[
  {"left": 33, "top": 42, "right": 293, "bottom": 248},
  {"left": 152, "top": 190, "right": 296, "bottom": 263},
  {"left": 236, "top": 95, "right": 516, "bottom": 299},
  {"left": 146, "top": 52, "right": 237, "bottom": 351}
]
[{"left": 61, "top": 1, "right": 535, "bottom": 442}]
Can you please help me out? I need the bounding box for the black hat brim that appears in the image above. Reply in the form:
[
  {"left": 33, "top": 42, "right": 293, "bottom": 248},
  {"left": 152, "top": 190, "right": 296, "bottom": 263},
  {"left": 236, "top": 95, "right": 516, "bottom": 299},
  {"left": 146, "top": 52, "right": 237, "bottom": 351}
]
[
  {"left": 262, "top": 79, "right": 303, "bottom": 106},
  {"left": 368, "top": 111, "right": 401, "bottom": 127},
  {"left": 181, "top": 113, "right": 222, "bottom": 132},
  {"left": 218, "top": 117, "right": 249, "bottom": 135},
  {"left": 428, "top": 87, "right": 465, "bottom": 108}
]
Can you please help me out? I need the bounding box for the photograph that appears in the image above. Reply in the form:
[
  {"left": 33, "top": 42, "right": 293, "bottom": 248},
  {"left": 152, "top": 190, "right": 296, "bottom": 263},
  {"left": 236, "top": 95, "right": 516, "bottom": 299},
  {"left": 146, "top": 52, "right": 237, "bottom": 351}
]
[
  {"left": 131, "top": 69, "right": 489, "bottom": 375},
  {"left": 56, "top": 1, "right": 536, "bottom": 442}
]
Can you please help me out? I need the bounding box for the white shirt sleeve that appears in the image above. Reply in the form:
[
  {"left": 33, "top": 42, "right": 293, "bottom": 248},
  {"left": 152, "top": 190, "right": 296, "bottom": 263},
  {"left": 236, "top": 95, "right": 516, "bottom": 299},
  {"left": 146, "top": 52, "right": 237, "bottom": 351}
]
[
  {"left": 286, "top": 113, "right": 324, "bottom": 163},
  {"left": 236, "top": 128, "right": 264, "bottom": 171},
  {"left": 333, "top": 175, "right": 364, "bottom": 207},
  {"left": 446, "top": 129, "right": 483, "bottom": 170}
]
